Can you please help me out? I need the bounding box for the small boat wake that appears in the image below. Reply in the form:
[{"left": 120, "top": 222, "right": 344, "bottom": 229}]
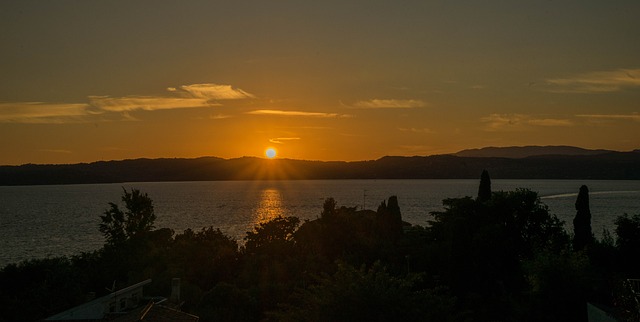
[{"left": 541, "top": 190, "right": 640, "bottom": 199}]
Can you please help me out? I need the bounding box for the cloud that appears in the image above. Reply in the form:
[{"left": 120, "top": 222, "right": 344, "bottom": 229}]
[
  {"left": 178, "top": 84, "right": 255, "bottom": 100},
  {"left": 576, "top": 113, "right": 640, "bottom": 122},
  {"left": 91, "top": 83, "right": 255, "bottom": 112},
  {"left": 246, "top": 109, "right": 350, "bottom": 118},
  {"left": 526, "top": 118, "right": 575, "bottom": 127},
  {"left": 192, "top": 113, "right": 233, "bottom": 120},
  {"left": 398, "top": 127, "right": 434, "bottom": 134},
  {"left": 0, "top": 82, "right": 253, "bottom": 123},
  {"left": 0, "top": 102, "right": 92, "bottom": 123},
  {"left": 352, "top": 99, "right": 427, "bottom": 109},
  {"left": 481, "top": 114, "right": 573, "bottom": 131},
  {"left": 545, "top": 68, "right": 640, "bottom": 93},
  {"left": 269, "top": 137, "right": 301, "bottom": 144},
  {"left": 290, "top": 126, "right": 332, "bottom": 130},
  {"left": 88, "top": 96, "right": 215, "bottom": 112},
  {"left": 38, "top": 149, "right": 73, "bottom": 154},
  {"left": 208, "top": 114, "right": 232, "bottom": 120}
]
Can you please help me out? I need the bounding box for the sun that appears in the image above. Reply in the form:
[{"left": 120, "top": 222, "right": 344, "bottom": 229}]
[{"left": 265, "top": 148, "right": 277, "bottom": 159}]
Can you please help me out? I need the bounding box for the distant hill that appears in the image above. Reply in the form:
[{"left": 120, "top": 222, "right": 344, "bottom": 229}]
[
  {"left": 2, "top": 152, "right": 640, "bottom": 185},
  {"left": 454, "top": 145, "right": 616, "bottom": 158}
]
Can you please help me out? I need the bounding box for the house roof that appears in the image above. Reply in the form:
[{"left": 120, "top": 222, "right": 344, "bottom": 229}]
[{"left": 45, "top": 279, "right": 152, "bottom": 321}]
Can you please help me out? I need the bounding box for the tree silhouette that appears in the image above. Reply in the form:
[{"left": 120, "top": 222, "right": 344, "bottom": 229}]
[
  {"left": 99, "top": 188, "right": 156, "bottom": 246},
  {"left": 614, "top": 214, "right": 640, "bottom": 274},
  {"left": 428, "top": 188, "right": 569, "bottom": 319},
  {"left": 243, "top": 216, "right": 300, "bottom": 254},
  {"left": 573, "top": 185, "right": 593, "bottom": 251},
  {"left": 377, "top": 196, "right": 403, "bottom": 240},
  {"left": 321, "top": 197, "right": 337, "bottom": 220},
  {"left": 171, "top": 227, "right": 239, "bottom": 291},
  {"left": 477, "top": 169, "right": 492, "bottom": 202}
]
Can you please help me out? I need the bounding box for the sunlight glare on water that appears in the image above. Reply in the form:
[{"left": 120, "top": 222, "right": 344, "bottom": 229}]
[{"left": 254, "top": 189, "right": 285, "bottom": 223}]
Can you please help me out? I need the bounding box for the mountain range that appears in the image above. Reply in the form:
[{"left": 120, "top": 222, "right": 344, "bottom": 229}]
[
  {"left": 1, "top": 146, "right": 639, "bottom": 185},
  {"left": 453, "top": 145, "right": 621, "bottom": 158}
]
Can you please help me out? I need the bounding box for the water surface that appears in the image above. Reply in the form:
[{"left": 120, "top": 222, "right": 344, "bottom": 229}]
[{"left": 1, "top": 179, "right": 639, "bottom": 266}]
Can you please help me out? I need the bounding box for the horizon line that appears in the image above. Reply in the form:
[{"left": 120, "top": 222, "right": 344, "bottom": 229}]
[{"left": 3, "top": 144, "right": 638, "bottom": 167}]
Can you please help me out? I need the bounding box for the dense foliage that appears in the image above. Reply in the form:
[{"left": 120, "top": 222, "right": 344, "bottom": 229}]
[{"left": 1, "top": 176, "right": 639, "bottom": 321}]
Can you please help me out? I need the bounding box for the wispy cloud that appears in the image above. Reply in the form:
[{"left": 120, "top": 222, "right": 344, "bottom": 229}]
[
  {"left": 38, "top": 149, "right": 73, "bottom": 154},
  {"left": 352, "top": 99, "right": 427, "bottom": 109},
  {"left": 290, "top": 126, "right": 332, "bottom": 130},
  {"left": 0, "top": 102, "right": 92, "bottom": 123},
  {"left": 208, "top": 114, "right": 232, "bottom": 120},
  {"left": 176, "top": 84, "right": 255, "bottom": 100},
  {"left": 545, "top": 68, "right": 640, "bottom": 93},
  {"left": 89, "top": 83, "right": 254, "bottom": 112},
  {"left": 269, "top": 137, "right": 301, "bottom": 144},
  {"left": 89, "top": 96, "right": 215, "bottom": 112},
  {"left": 0, "top": 83, "right": 252, "bottom": 123},
  {"left": 526, "top": 118, "right": 575, "bottom": 127},
  {"left": 192, "top": 113, "right": 233, "bottom": 121},
  {"left": 398, "top": 127, "right": 434, "bottom": 134},
  {"left": 577, "top": 113, "right": 640, "bottom": 122},
  {"left": 246, "top": 109, "right": 350, "bottom": 118},
  {"left": 481, "top": 114, "right": 573, "bottom": 131}
]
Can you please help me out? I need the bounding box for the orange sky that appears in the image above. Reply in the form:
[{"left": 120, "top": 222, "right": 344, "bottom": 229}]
[{"left": 1, "top": 1, "right": 639, "bottom": 165}]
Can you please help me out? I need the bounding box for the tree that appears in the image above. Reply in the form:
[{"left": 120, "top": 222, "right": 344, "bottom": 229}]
[
  {"left": 171, "top": 227, "right": 239, "bottom": 291},
  {"left": 428, "top": 188, "right": 569, "bottom": 319},
  {"left": 243, "top": 216, "right": 300, "bottom": 254},
  {"left": 573, "top": 185, "right": 593, "bottom": 251},
  {"left": 524, "top": 250, "right": 589, "bottom": 321},
  {"left": 240, "top": 216, "right": 303, "bottom": 314},
  {"left": 377, "top": 196, "right": 403, "bottom": 240},
  {"left": 614, "top": 214, "right": 640, "bottom": 273},
  {"left": 0, "top": 257, "right": 89, "bottom": 322},
  {"left": 321, "top": 197, "right": 337, "bottom": 220},
  {"left": 99, "top": 188, "right": 156, "bottom": 246},
  {"left": 477, "top": 169, "right": 492, "bottom": 202},
  {"left": 272, "top": 262, "right": 457, "bottom": 322}
]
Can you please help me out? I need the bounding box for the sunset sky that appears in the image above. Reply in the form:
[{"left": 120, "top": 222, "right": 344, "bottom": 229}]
[{"left": 1, "top": 1, "right": 639, "bottom": 165}]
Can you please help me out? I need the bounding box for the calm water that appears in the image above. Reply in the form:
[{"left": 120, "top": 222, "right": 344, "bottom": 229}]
[{"left": 1, "top": 179, "right": 640, "bottom": 266}]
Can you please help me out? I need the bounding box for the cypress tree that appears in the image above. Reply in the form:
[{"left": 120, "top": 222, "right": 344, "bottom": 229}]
[
  {"left": 477, "top": 170, "right": 492, "bottom": 202},
  {"left": 573, "top": 185, "right": 593, "bottom": 251},
  {"left": 377, "top": 196, "right": 403, "bottom": 240}
]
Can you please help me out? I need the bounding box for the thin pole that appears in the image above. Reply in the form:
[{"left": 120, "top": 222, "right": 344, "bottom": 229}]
[{"left": 363, "top": 189, "right": 367, "bottom": 210}]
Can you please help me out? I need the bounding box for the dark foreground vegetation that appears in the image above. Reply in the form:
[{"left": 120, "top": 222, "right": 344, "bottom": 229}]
[
  {"left": 2, "top": 172, "right": 640, "bottom": 321},
  {"left": 2, "top": 150, "right": 640, "bottom": 185}
]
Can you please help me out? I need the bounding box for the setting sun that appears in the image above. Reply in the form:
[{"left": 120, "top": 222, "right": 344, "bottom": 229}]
[{"left": 265, "top": 148, "right": 277, "bottom": 159}]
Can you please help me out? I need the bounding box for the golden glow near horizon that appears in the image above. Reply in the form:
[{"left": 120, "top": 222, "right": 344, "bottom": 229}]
[{"left": 0, "top": 2, "right": 639, "bottom": 165}]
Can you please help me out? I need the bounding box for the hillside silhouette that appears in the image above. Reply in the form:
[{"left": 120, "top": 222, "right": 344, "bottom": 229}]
[
  {"left": 2, "top": 149, "right": 640, "bottom": 185},
  {"left": 454, "top": 145, "right": 619, "bottom": 158}
]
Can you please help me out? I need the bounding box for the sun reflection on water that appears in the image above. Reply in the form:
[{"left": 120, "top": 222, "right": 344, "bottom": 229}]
[{"left": 253, "top": 188, "right": 285, "bottom": 223}]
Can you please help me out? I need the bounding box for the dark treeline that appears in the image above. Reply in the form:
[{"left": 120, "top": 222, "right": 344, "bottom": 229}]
[
  {"left": 2, "top": 173, "right": 640, "bottom": 321},
  {"left": 2, "top": 152, "right": 640, "bottom": 185}
]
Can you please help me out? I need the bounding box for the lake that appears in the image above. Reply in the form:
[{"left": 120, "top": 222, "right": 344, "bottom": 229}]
[{"left": 1, "top": 179, "right": 640, "bottom": 266}]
